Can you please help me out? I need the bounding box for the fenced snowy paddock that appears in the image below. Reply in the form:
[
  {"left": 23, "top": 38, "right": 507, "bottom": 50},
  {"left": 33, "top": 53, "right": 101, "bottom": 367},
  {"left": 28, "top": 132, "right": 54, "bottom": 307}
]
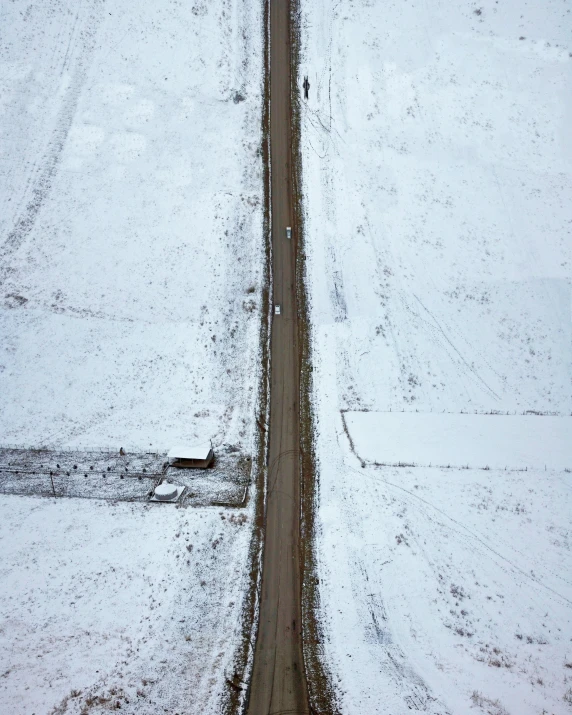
[
  {"left": 0, "top": 447, "right": 252, "bottom": 507},
  {"left": 342, "top": 411, "right": 572, "bottom": 472}
]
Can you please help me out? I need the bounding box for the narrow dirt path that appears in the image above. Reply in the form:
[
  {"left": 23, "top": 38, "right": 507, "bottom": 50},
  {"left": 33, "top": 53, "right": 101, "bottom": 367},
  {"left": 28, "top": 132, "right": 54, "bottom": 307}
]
[{"left": 247, "top": 1, "right": 309, "bottom": 714}]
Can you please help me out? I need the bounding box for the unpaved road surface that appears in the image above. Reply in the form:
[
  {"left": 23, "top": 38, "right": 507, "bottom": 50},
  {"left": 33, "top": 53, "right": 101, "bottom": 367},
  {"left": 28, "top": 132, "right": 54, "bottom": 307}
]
[{"left": 247, "top": 1, "right": 309, "bottom": 713}]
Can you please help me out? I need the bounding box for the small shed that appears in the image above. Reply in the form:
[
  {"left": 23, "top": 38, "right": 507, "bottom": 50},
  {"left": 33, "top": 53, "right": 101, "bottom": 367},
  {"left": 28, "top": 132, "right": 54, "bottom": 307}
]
[{"left": 168, "top": 443, "right": 214, "bottom": 469}]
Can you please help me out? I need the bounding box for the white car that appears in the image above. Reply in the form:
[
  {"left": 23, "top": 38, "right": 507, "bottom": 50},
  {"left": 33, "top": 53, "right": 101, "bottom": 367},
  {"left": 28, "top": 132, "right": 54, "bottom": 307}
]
[
  {"left": 274, "top": 304, "right": 281, "bottom": 315},
  {"left": 286, "top": 226, "right": 292, "bottom": 240}
]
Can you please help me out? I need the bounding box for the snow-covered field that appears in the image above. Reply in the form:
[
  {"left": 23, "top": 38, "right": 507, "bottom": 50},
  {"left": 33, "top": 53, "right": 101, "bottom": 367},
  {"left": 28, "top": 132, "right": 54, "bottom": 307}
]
[
  {"left": 0, "top": 1, "right": 264, "bottom": 712},
  {"left": 0, "top": 495, "right": 251, "bottom": 714},
  {"left": 0, "top": 0, "right": 264, "bottom": 451},
  {"left": 300, "top": 0, "right": 572, "bottom": 712}
]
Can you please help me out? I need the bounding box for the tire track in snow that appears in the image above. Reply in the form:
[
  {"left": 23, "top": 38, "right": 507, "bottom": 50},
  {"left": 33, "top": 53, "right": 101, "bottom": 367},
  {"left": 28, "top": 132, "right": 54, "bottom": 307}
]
[
  {"left": 411, "top": 294, "right": 501, "bottom": 402},
  {"left": 0, "top": 1, "right": 104, "bottom": 269},
  {"left": 354, "top": 464, "right": 572, "bottom": 607},
  {"left": 334, "top": 466, "right": 451, "bottom": 714}
]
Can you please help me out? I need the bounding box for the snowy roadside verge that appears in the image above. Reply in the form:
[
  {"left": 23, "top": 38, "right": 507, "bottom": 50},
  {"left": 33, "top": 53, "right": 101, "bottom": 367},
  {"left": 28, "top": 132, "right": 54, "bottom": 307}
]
[{"left": 290, "top": 2, "right": 340, "bottom": 712}]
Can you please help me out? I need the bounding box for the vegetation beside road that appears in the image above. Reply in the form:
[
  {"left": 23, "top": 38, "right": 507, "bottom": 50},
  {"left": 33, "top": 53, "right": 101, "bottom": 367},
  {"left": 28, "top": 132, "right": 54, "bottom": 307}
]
[{"left": 290, "top": 2, "right": 339, "bottom": 712}]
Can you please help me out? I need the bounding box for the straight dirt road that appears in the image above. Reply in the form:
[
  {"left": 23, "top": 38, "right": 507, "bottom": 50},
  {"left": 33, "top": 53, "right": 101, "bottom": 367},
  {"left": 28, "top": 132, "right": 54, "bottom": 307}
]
[{"left": 247, "top": 1, "right": 309, "bottom": 714}]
